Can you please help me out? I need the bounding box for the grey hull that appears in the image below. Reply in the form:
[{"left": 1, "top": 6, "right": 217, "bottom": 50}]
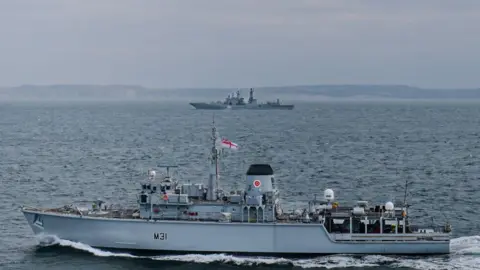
[
  {"left": 23, "top": 210, "right": 449, "bottom": 255},
  {"left": 231, "top": 104, "right": 294, "bottom": 110},
  {"left": 189, "top": 103, "right": 227, "bottom": 110},
  {"left": 189, "top": 103, "right": 294, "bottom": 110}
]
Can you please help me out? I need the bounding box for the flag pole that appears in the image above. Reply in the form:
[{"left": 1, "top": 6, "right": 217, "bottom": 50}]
[
  {"left": 213, "top": 115, "right": 220, "bottom": 198},
  {"left": 207, "top": 114, "right": 220, "bottom": 201}
]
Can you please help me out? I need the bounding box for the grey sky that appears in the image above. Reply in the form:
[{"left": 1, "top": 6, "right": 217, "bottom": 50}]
[{"left": 0, "top": 0, "right": 479, "bottom": 89}]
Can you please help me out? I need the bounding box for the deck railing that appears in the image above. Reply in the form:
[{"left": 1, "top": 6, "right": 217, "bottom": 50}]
[
  {"left": 407, "top": 224, "right": 451, "bottom": 233},
  {"left": 25, "top": 205, "right": 451, "bottom": 234}
]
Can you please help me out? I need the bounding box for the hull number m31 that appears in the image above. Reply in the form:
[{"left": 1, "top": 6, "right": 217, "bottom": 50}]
[{"left": 154, "top": 233, "right": 167, "bottom": 240}]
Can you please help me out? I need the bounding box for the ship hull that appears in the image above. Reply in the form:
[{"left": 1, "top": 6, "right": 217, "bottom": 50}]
[
  {"left": 189, "top": 103, "right": 227, "bottom": 110},
  {"left": 231, "top": 104, "right": 294, "bottom": 110},
  {"left": 189, "top": 103, "right": 294, "bottom": 110},
  {"left": 23, "top": 210, "right": 449, "bottom": 255}
]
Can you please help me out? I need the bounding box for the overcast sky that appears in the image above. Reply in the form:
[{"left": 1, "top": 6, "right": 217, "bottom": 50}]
[{"left": 0, "top": 0, "right": 479, "bottom": 89}]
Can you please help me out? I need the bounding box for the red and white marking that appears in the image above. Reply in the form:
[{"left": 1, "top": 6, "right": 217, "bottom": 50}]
[
  {"left": 253, "top": 180, "right": 261, "bottom": 188},
  {"left": 221, "top": 138, "right": 239, "bottom": 150}
]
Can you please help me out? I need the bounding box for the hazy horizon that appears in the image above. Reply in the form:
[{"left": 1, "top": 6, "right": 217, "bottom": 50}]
[
  {"left": 1, "top": 1, "right": 479, "bottom": 89},
  {"left": 3, "top": 84, "right": 480, "bottom": 102},
  {"left": 0, "top": 83, "right": 479, "bottom": 90}
]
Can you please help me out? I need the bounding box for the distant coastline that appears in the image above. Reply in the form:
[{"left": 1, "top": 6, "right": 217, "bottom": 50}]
[{"left": 1, "top": 84, "right": 480, "bottom": 101}]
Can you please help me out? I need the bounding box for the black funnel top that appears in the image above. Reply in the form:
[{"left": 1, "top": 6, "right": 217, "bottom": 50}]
[{"left": 246, "top": 164, "right": 274, "bottom": 175}]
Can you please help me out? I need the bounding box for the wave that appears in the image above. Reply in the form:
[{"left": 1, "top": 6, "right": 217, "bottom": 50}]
[{"left": 36, "top": 234, "right": 480, "bottom": 269}]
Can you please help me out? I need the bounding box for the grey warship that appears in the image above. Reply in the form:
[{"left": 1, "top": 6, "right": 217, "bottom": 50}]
[
  {"left": 190, "top": 88, "right": 294, "bottom": 110},
  {"left": 22, "top": 121, "right": 451, "bottom": 255}
]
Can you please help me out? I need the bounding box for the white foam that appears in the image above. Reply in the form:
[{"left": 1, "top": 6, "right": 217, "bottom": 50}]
[
  {"left": 36, "top": 234, "right": 137, "bottom": 258},
  {"left": 450, "top": 235, "right": 480, "bottom": 254},
  {"left": 152, "top": 254, "right": 292, "bottom": 266},
  {"left": 34, "top": 234, "right": 480, "bottom": 269}
]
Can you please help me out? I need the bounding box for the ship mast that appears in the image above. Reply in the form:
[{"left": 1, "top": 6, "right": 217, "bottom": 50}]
[{"left": 207, "top": 115, "right": 220, "bottom": 201}]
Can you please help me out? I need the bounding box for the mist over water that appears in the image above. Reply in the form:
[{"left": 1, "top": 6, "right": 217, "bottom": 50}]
[
  {"left": 3, "top": 85, "right": 480, "bottom": 102},
  {"left": 1, "top": 101, "right": 480, "bottom": 270}
]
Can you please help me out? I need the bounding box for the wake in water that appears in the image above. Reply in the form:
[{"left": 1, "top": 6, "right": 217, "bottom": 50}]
[{"left": 35, "top": 234, "right": 480, "bottom": 270}]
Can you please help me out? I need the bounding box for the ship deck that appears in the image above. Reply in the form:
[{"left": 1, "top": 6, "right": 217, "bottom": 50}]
[{"left": 21, "top": 205, "right": 451, "bottom": 237}]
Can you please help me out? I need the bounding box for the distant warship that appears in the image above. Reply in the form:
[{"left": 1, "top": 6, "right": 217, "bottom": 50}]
[
  {"left": 22, "top": 120, "right": 451, "bottom": 255},
  {"left": 189, "top": 88, "right": 294, "bottom": 110}
]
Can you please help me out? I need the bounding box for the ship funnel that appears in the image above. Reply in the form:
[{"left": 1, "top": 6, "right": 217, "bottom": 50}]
[{"left": 245, "top": 164, "right": 275, "bottom": 193}]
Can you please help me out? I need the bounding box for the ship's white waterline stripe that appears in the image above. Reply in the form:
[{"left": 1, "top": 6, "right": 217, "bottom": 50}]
[{"left": 36, "top": 234, "right": 480, "bottom": 270}]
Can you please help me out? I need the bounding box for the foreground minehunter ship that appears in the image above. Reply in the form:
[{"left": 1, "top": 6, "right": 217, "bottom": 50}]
[
  {"left": 21, "top": 121, "right": 451, "bottom": 255},
  {"left": 189, "top": 88, "right": 294, "bottom": 110}
]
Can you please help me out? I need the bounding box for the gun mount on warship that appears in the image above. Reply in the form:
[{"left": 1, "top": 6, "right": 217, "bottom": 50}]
[{"left": 21, "top": 121, "right": 451, "bottom": 255}]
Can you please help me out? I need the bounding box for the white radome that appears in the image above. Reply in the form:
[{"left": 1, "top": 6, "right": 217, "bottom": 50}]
[
  {"left": 324, "top": 189, "right": 334, "bottom": 201},
  {"left": 385, "top": 201, "right": 394, "bottom": 211}
]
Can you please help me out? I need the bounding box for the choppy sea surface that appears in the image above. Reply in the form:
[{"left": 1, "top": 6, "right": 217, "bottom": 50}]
[{"left": 1, "top": 100, "right": 480, "bottom": 270}]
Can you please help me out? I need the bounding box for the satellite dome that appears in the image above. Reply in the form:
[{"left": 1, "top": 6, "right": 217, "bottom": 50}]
[
  {"left": 385, "top": 201, "right": 394, "bottom": 211},
  {"left": 149, "top": 170, "right": 156, "bottom": 178},
  {"left": 324, "top": 189, "right": 334, "bottom": 201}
]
